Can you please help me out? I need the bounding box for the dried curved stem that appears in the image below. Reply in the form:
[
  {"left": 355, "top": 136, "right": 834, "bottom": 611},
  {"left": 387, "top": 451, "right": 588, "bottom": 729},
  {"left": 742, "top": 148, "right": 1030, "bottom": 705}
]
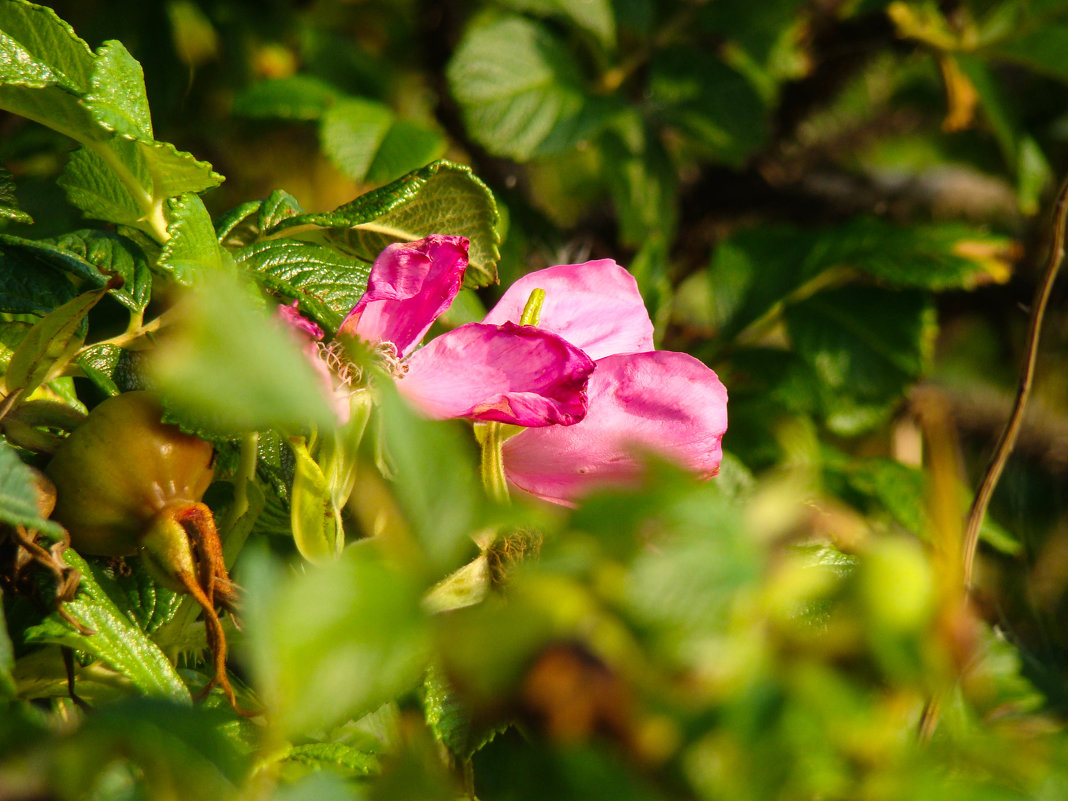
[{"left": 961, "top": 176, "right": 1068, "bottom": 590}]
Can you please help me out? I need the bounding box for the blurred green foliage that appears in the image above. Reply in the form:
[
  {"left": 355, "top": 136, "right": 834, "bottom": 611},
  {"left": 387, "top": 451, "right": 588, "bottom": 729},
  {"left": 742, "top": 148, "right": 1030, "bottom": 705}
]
[{"left": 3, "top": 0, "right": 1068, "bottom": 799}]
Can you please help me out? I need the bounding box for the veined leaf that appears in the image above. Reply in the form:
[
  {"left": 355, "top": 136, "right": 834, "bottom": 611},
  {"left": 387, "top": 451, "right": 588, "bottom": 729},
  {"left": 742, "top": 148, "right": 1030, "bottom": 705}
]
[
  {"left": 84, "top": 39, "right": 152, "bottom": 139},
  {"left": 447, "top": 14, "right": 612, "bottom": 161},
  {"left": 233, "top": 239, "right": 369, "bottom": 332},
  {"left": 784, "top": 286, "right": 936, "bottom": 435},
  {"left": 497, "top": 0, "right": 617, "bottom": 51},
  {"left": 320, "top": 98, "right": 446, "bottom": 185},
  {"left": 0, "top": 440, "right": 64, "bottom": 537},
  {"left": 159, "top": 193, "right": 226, "bottom": 283},
  {"left": 232, "top": 74, "right": 340, "bottom": 121},
  {"left": 0, "top": 0, "right": 100, "bottom": 142},
  {"left": 4, "top": 282, "right": 112, "bottom": 399},
  {"left": 24, "top": 550, "right": 191, "bottom": 703},
  {"left": 58, "top": 145, "right": 148, "bottom": 227},
  {"left": 45, "top": 229, "right": 152, "bottom": 313},
  {"left": 0, "top": 167, "right": 32, "bottom": 225},
  {"left": 268, "top": 161, "right": 500, "bottom": 288},
  {"left": 0, "top": 244, "right": 78, "bottom": 315}
]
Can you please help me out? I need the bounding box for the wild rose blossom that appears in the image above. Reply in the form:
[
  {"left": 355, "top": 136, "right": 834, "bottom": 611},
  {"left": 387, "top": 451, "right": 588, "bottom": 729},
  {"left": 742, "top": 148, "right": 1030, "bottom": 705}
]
[
  {"left": 482, "top": 261, "right": 729, "bottom": 505},
  {"left": 287, "top": 235, "right": 595, "bottom": 428}
]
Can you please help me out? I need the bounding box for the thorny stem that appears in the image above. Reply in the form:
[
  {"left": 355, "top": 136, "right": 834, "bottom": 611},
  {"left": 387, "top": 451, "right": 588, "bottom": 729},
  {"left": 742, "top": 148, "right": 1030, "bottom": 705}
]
[{"left": 961, "top": 176, "right": 1068, "bottom": 590}]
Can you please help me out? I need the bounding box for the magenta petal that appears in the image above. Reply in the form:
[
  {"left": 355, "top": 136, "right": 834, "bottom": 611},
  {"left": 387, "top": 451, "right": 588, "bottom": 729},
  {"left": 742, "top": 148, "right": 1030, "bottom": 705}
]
[
  {"left": 277, "top": 301, "right": 324, "bottom": 340},
  {"left": 339, "top": 234, "right": 469, "bottom": 355},
  {"left": 502, "top": 351, "right": 728, "bottom": 504},
  {"left": 482, "top": 260, "right": 655, "bottom": 360},
  {"left": 397, "top": 322, "right": 595, "bottom": 426}
]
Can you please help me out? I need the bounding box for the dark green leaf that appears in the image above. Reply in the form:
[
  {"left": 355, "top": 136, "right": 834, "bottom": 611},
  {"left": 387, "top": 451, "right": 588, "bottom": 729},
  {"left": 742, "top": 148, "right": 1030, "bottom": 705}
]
[
  {"left": 650, "top": 47, "right": 768, "bottom": 167},
  {"left": 0, "top": 440, "right": 63, "bottom": 537},
  {"left": 0, "top": 167, "right": 32, "bottom": 224},
  {"left": 600, "top": 114, "right": 677, "bottom": 246},
  {"left": 215, "top": 200, "right": 262, "bottom": 246},
  {"left": 784, "top": 287, "right": 935, "bottom": 435},
  {"left": 233, "top": 239, "right": 369, "bottom": 332},
  {"left": 258, "top": 189, "right": 304, "bottom": 232},
  {"left": 447, "top": 14, "right": 611, "bottom": 160},
  {"left": 423, "top": 665, "right": 504, "bottom": 760},
  {"left": 24, "top": 550, "right": 191, "bottom": 702},
  {"left": 74, "top": 342, "right": 122, "bottom": 396},
  {"left": 989, "top": 24, "right": 1068, "bottom": 83},
  {"left": 232, "top": 74, "right": 340, "bottom": 121},
  {"left": 44, "top": 229, "right": 152, "bottom": 313},
  {"left": 269, "top": 161, "right": 500, "bottom": 289},
  {"left": 0, "top": 243, "right": 76, "bottom": 315},
  {"left": 103, "top": 561, "right": 183, "bottom": 634}
]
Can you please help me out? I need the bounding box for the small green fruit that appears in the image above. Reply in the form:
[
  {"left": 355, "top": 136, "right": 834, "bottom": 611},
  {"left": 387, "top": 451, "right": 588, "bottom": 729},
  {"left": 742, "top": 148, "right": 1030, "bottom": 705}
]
[{"left": 46, "top": 391, "right": 214, "bottom": 556}]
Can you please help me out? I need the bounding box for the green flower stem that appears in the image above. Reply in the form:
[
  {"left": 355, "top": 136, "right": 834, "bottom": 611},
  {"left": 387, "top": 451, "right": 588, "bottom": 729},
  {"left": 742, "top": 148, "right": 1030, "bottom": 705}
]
[
  {"left": 480, "top": 422, "right": 510, "bottom": 504},
  {"left": 221, "top": 431, "right": 259, "bottom": 567}
]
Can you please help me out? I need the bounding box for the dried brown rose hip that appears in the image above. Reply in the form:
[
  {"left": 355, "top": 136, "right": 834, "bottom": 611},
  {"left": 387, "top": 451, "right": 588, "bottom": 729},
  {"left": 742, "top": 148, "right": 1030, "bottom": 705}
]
[{"left": 46, "top": 391, "right": 244, "bottom": 711}]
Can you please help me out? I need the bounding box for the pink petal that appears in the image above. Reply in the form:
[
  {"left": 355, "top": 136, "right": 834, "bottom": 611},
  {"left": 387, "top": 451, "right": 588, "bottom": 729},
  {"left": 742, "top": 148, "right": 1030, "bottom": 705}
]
[
  {"left": 277, "top": 301, "right": 324, "bottom": 340},
  {"left": 398, "top": 322, "right": 595, "bottom": 426},
  {"left": 482, "top": 260, "right": 654, "bottom": 360},
  {"left": 339, "top": 235, "right": 468, "bottom": 356},
  {"left": 502, "top": 351, "right": 728, "bottom": 504}
]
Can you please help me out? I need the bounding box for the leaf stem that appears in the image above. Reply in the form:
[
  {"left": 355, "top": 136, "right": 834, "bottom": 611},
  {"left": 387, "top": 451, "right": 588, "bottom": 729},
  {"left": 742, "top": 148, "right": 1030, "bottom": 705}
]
[{"left": 961, "top": 176, "right": 1068, "bottom": 590}]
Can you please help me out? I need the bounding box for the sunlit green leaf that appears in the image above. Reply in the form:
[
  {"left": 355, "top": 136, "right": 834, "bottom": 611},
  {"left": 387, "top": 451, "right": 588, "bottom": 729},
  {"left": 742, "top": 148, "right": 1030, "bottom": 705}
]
[
  {"left": 242, "top": 542, "right": 430, "bottom": 738},
  {"left": 24, "top": 550, "right": 192, "bottom": 702},
  {"left": 269, "top": 161, "right": 500, "bottom": 289},
  {"left": 447, "top": 14, "right": 612, "bottom": 161},
  {"left": 84, "top": 39, "right": 153, "bottom": 139},
  {"left": 232, "top": 238, "right": 370, "bottom": 332},
  {"left": 159, "top": 193, "right": 226, "bottom": 283},
  {"left": 0, "top": 439, "right": 63, "bottom": 537},
  {"left": 152, "top": 270, "right": 335, "bottom": 435},
  {"left": 0, "top": 167, "right": 32, "bottom": 225}
]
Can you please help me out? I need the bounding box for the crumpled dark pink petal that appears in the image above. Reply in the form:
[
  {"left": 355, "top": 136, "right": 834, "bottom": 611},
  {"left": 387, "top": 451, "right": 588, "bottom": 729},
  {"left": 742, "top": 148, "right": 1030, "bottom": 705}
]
[
  {"left": 502, "top": 351, "right": 728, "bottom": 504},
  {"left": 483, "top": 260, "right": 655, "bottom": 360},
  {"left": 339, "top": 234, "right": 468, "bottom": 357},
  {"left": 399, "top": 322, "right": 595, "bottom": 426}
]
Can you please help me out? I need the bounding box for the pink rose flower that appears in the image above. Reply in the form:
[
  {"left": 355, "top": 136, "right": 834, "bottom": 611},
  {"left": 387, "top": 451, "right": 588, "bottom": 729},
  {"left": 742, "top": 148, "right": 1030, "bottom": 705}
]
[
  {"left": 336, "top": 235, "right": 595, "bottom": 427},
  {"left": 482, "top": 261, "right": 729, "bottom": 504}
]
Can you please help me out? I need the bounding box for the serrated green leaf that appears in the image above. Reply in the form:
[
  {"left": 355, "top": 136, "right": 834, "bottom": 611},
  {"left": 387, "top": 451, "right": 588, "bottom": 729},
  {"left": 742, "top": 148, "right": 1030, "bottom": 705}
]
[
  {"left": 58, "top": 145, "right": 148, "bottom": 227},
  {"left": 84, "top": 39, "right": 152, "bottom": 139},
  {"left": 233, "top": 239, "right": 369, "bottom": 332},
  {"left": 258, "top": 189, "right": 303, "bottom": 232},
  {"left": 151, "top": 270, "right": 336, "bottom": 435},
  {"left": 708, "top": 220, "right": 1014, "bottom": 339},
  {"left": 784, "top": 287, "right": 935, "bottom": 435},
  {"left": 283, "top": 743, "right": 379, "bottom": 776},
  {"left": 99, "top": 561, "right": 183, "bottom": 634},
  {"left": 215, "top": 200, "right": 262, "bottom": 246},
  {"left": 269, "top": 161, "right": 500, "bottom": 289},
  {"left": 23, "top": 550, "right": 191, "bottom": 702},
  {"left": 498, "top": 0, "right": 616, "bottom": 50},
  {"left": 447, "top": 14, "right": 611, "bottom": 160},
  {"left": 0, "top": 439, "right": 63, "bottom": 536},
  {"left": 74, "top": 342, "right": 121, "bottom": 396},
  {"left": 0, "top": 243, "right": 77, "bottom": 315},
  {"left": 320, "top": 98, "right": 446, "bottom": 185},
  {"left": 422, "top": 664, "right": 503, "bottom": 759},
  {"left": 0, "top": 0, "right": 99, "bottom": 141},
  {"left": 4, "top": 283, "right": 110, "bottom": 399},
  {"left": 44, "top": 229, "right": 152, "bottom": 313},
  {"left": 159, "top": 193, "right": 225, "bottom": 283},
  {"left": 0, "top": 167, "right": 31, "bottom": 225},
  {"left": 650, "top": 47, "right": 768, "bottom": 167},
  {"left": 232, "top": 74, "right": 340, "bottom": 121},
  {"left": 137, "top": 138, "right": 222, "bottom": 199}
]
